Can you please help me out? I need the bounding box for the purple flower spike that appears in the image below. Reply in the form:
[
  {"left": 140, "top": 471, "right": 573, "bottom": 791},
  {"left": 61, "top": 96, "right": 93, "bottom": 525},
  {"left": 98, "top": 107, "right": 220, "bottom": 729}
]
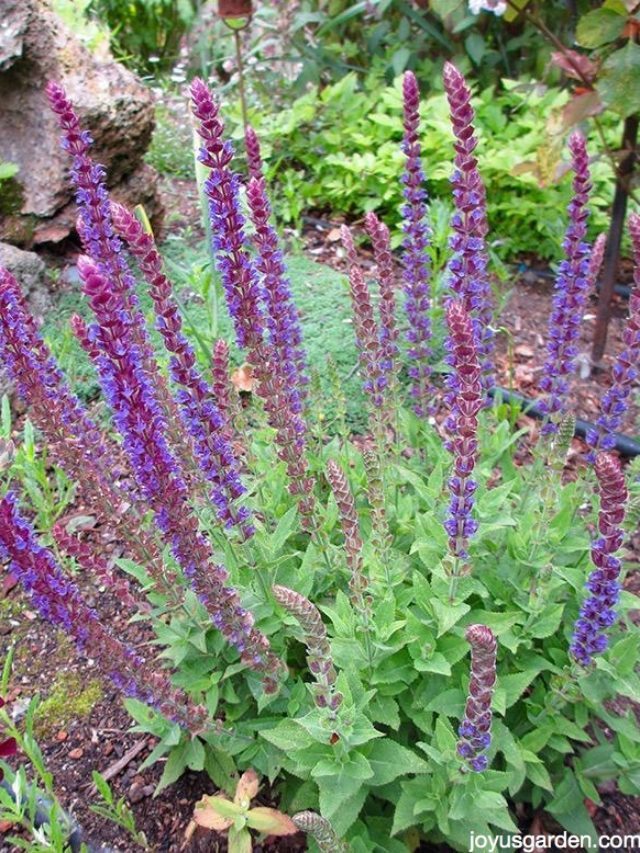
[
  {"left": 341, "top": 226, "right": 387, "bottom": 414},
  {"left": 77, "top": 255, "right": 281, "bottom": 687},
  {"left": 457, "top": 624, "right": 497, "bottom": 773},
  {"left": 401, "top": 71, "right": 433, "bottom": 417},
  {"left": 190, "top": 79, "right": 265, "bottom": 353},
  {"left": 110, "top": 202, "right": 252, "bottom": 537},
  {"left": 245, "top": 126, "right": 264, "bottom": 181},
  {"left": 444, "top": 301, "right": 483, "bottom": 559},
  {"left": 364, "top": 211, "right": 400, "bottom": 403},
  {"left": 586, "top": 217, "right": 640, "bottom": 458},
  {"left": 587, "top": 232, "right": 607, "bottom": 290},
  {"left": 571, "top": 453, "right": 628, "bottom": 666},
  {"left": 443, "top": 62, "right": 495, "bottom": 390},
  {"left": 538, "top": 132, "right": 592, "bottom": 432},
  {"left": 0, "top": 493, "right": 207, "bottom": 731},
  {"left": 246, "top": 171, "right": 309, "bottom": 403}
]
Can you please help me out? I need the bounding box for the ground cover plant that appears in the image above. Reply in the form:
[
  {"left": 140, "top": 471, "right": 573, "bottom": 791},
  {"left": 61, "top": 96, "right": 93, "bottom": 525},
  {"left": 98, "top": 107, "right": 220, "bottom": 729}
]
[{"left": 1, "top": 62, "right": 640, "bottom": 851}]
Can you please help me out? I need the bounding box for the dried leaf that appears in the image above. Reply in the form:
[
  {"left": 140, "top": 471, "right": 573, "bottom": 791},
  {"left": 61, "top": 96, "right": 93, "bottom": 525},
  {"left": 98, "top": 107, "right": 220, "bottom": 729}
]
[
  {"left": 234, "top": 768, "right": 259, "bottom": 807},
  {"left": 231, "top": 364, "right": 255, "bottom": 393},
  {"left": 247, "top": 807, "right": 299, "bottom": 836},
  {"left": 193, "top": 794, "right": 237, "bottom": 830}
]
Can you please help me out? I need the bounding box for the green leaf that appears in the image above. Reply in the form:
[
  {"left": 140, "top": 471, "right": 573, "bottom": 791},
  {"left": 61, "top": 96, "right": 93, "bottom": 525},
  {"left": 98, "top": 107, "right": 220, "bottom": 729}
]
[
  {"left": 156, "top": 745, "right": 188, "bottom": 793},
  {"left": 598, "top": 42, "right": 640, "bottom": 117},
  {"left": 260, "top": 720, "right": 314, "bottom": 752},
  {"left": 527, "top": 603, "right": 564, "bottom": 639},
  {"left": 525, "top": 758, "right": 553, "bottom": 792},
  {"left": 204, "top": 747, "right": 237, "bottom": 796},
  {"left": 431, "top": 599, "right": 470, "bottom": 637},
  {"left": 499, "top": 669, "right": 540, "bottom": 709},
  {"left": 268, "top": 506, "right": 299, "bottom": 555},
  {"left": 576, "top": 7, "right": 627, "bottom": 48},
  {"left": 366, "top": 740, "right": 429, "bottom": 786},
  {"left": 184, "top": 737, "right": 205, "bottom": 771}
]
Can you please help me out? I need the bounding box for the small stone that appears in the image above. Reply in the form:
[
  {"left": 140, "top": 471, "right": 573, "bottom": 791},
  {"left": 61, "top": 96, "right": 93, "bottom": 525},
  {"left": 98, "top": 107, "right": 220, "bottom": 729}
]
[
  {"left": 128, "top": 783, "right": 149, "bottom": 804},
  {"left": 68, "top": 747, "right": 83, "bottom": 760},
  {"left": 102, "top": 742, "right": 114, "bottom": 756},
  {"left": 56, "top": 731, "right": 68, "bottom": 742}
]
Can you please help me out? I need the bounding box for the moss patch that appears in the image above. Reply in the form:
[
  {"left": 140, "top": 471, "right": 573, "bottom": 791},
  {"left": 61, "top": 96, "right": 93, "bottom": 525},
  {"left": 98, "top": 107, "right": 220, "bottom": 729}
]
[{"left": 34, "top": 672, "right": 103, "bottom": 739}]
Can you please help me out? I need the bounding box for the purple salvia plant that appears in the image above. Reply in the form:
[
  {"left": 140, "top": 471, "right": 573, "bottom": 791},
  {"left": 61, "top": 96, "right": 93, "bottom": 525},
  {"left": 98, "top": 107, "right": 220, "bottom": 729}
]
[
  {"left": 571, "top": 453, "right": 628, "bottom": 666},
  {"left": 443, "top": 62, "right": 495, "bottom": 389},
  {"left": 77, "top": 255, "right": 282, "bottom": 688},
  {"left": 457, "top": 624, "right": 497, "bottom": 773},
  {"left": 272, "top": 585, "right": 342, "bottom": 718},
  {"left": 110, "top": 202, "right": 252, "bottom": 536},
  {"left": 0, "top": 493, "right": 206, "bottom": 731},
  {"left": 245, "top": 146, "right": 309, "bottom": 402},
  {"left": 364, "top": 211, "right": 400, "bottom": 407},
  {"left": 46, "top": 83, "right": 191, "bottom": 470},
  {"left": 340, "top": 226, "right": 387, "bottom": 418},
  {"left": 191, "top": 79, "right": 316, "bottom": 522},
  {"left": 443, "top": 301, "right": 483, "bottom": 561},
  {"left": 0, "top": 268, "right": 160, "bottom": 574},
  {"left": 537, "top": 132, "right": 592, "bottom": 432},
  {"left": 70, "top": 313, "right": 101, "bottom": 361},
  {"left": 401, "top": 71, "right": 433, "bottom": 417},
  {"left": 586, "top": 216, "right": 640, "bottom": 458}
]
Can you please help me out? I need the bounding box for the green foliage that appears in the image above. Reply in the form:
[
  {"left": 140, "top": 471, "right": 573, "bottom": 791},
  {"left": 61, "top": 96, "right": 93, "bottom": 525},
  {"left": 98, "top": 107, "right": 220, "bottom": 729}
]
[
  {"left": 87, "top": 0, "right": 197, "bottom": 72},
  {"left": 0, "top": 400, "right": 76, "bottom": 532},
  {"left": 116, "top": 401, "right": 640, "bottom": 850},
  {"left": 243, "top": 71, "right": 614, "bottom": 259},
  {"left": 90, "top": 771, "right": 150, "bottom": 849},
  {"left": 144, "top": 104, "right": 194, "bottom": 178}
]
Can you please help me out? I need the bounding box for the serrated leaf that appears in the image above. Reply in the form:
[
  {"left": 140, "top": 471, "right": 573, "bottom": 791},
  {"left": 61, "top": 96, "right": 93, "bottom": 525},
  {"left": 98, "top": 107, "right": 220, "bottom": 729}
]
[
  {"left": 431, "top": 599, "right": 470, "bottom": 637},
  {"left": 366, "top": 740, "right": 429, "bottom": 786},
  {"left": 528, "top": 603, "right": 564, "bottom": 639}
]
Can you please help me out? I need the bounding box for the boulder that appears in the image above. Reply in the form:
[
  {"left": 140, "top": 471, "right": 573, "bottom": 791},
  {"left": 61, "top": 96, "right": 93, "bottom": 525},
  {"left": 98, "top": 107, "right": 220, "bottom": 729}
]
[{"left": 0, "top": 0, "right": 163, "bottom": 247}]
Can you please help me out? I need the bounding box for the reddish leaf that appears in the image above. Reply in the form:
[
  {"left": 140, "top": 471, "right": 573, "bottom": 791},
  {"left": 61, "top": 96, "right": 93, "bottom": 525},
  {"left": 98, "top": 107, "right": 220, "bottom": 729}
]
[
  {"left": 234, "top": 768, "right": 259, "bottom": 807},
  {"left": 561, "top": 90, "right": 604, "bottom": 131},
  {"left": 247, "top": 807, "right": 299, "bottom": 836},
  {"left": 231, "top": 364, "right": 255, "bottom": 393},
  {"left": 550, "top": 50, "right": 598, "bottom": 83}
]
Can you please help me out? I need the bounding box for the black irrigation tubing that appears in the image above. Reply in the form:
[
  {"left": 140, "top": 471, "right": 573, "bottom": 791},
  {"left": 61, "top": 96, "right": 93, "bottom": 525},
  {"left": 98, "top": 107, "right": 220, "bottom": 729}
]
[
  {"left": 0, "top": 779, "right": 116, "bottom": 853},
  {"left": 512, "top": 263, "right": 632, "bottom": 300},
  {"left": 489, "top": 386, "right": 640, "bottom": 458}
]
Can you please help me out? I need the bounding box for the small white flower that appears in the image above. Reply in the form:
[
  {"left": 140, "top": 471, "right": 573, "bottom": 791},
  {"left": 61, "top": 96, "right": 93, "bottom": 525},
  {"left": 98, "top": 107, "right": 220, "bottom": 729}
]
[{"left": 468, "top": 0, "right": 507, "bottom": 15}]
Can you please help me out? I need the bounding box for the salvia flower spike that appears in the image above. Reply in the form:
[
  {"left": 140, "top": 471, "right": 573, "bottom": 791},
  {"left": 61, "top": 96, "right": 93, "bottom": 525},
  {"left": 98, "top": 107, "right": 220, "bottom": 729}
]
[
  {"left": 340, "top": 226, "right": 387, "bottom": 420},
  {"left": 457, "top": 624, "right": 497, "bottom": 773},
  {"left": 245, "top": 135, "right": 309, "bottom": 402},
  {"left": 272, "top": 586, "right": 342, "bottom": 717},
  {"left": 443, "top": 61, "right": 495, "bottom": 390},
  {"left": 443, "top": 301, "right": 483, "bottom": 561},
  {"left": 586, "top": 215, "right": 640, "bottom": 458},
  {"left": 401, "top": 70, "right": 433, "bottom": 416},
  {"left": 571, "top": 453, "right": 628, "bottom": 667},
  {"left": 0, "top": 493, "right": 207, "bottom": 731},
  {"left": 326, "top": 459, "right": 369, "bottom": 610},
  {"left": 537, "top": 131, "right": 592, "bottom": 432},
  {"left": 191, "top": 79, "right": 316, "bottom": 521},
  {"left": 77, "top": 256, "right": 282, "bottom": 687},
  {"left": 110, "top": 202, "right": 253, "bottom": 536}
]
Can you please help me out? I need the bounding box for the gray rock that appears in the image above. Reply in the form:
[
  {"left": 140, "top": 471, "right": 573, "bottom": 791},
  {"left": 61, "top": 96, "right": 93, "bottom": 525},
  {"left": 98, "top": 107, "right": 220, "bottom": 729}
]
[
  {"left": 0, "top": 0, "right": 163, "bottom": 246},
  {"left": 0, "top": 241, "right": 46, "bottom": 295}
]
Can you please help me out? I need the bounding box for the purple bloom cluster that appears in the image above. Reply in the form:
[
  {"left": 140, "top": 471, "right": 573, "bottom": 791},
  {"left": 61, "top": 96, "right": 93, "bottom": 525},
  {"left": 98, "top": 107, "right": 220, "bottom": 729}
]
[
  {"left": 326, "top": 459, "right": 368, "bottom": 611},
  {"left": 341, "top": 226, "right": 388, "bottom": 413},
  {"left": 571, "top": 453, "right": 628, "bottom": 667},
  {"left": 191, "top": 80, "right": 316, "bottom": 522},
  {"left": 537, "top": 132, "right": 592, "bottom": 432},
  {"left": 401, "top": 71, "right": 433, "bottom": 417},
  {"left": 0, "top": 493, "right": 205, "bottom": 730},
  {"left": 443, "top": 62, "right": 494, "bottom": 390},
  {"left": 110, "top": 202, "right": 252, "bottom": 536},
  {"left": 190, "top": 79, "right": 265, "bottom": 353},
  {"left": 46, "top": 82, "right": 192, "bottom": 472},
  {"left": 457, "top": 624, "right": 497, "bottom": 773},
  {"left": 77, "top": 256, "right": 281, "bottom": 687},
  {"left": 443, "top": 301, "right": 483, "bottom": 559},
  {"left": 245, "top": 131, "right": 309, "bottom": 402},
  {"left": 586, "top": 216, "right": 640, "bottom": 458}
]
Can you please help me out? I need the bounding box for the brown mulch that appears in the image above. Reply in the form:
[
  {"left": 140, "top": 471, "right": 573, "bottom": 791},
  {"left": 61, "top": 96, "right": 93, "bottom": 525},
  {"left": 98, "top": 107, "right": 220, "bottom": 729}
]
[{"left": 3, "top": 190, "right": 640, "bottom": 849}]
